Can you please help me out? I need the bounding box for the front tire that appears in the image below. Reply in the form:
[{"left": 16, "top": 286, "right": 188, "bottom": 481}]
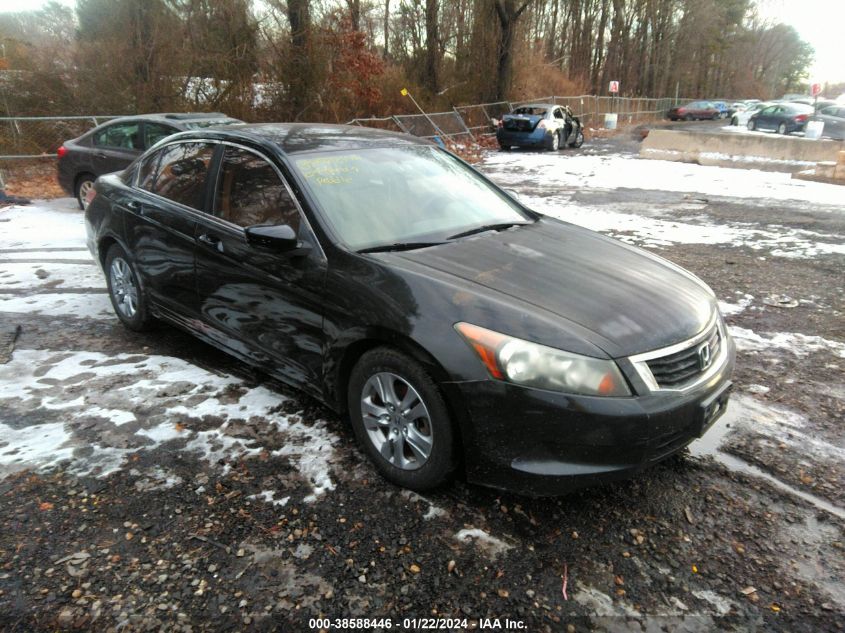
[
  {"left": 731, "top": 116, "right": 739, "bottom": 126},
  {"left": 684, "top": 114, "right": 693, "bottom": 122},
  {"left": 548, "top": 131, "right": 560, "bottom": 151},
  {"left": 777, "top": 122, "right": 788, "bottom": 135},
  {"left": 347, "top": 347, "right": 456, "bottom": 491},
  {"left": 747, "top": 120, "right": 756, "bottom": 131},
  {"left": 104, "top": 244, "right": 152, "bottom": 331},
  {"left": 75, "top": 173, "right": 96, "bottom": 210},
  {"left": 569, "top": 129, "right": 585, "bottom": 148}
]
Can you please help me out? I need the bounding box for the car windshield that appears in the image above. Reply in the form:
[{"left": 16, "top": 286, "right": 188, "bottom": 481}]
[
  {"left": 292, "top": 146, "right": 531, "bottom": 251},
  {"left": 183, "top": 118, "right": 242, "bottom": 129}
]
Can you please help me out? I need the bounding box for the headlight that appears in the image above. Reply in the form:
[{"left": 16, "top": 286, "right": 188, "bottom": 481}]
[{"left": 454, "top": 322, "right": 631, "bottom": 397}]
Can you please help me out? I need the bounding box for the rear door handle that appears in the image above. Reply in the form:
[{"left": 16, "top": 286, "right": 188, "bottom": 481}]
[
  {"left": 198, "top": 233, "right": 224, "bottom": 253},
  {"left": 95, "top": 152, "right": 107, "bottom": 159}
]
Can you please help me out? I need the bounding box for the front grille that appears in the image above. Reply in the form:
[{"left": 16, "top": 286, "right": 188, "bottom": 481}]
[{"left": 646, "top": 324, "right": 721, "bottom": 388}]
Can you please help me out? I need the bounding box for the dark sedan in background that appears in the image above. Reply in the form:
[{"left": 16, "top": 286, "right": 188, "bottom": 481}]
[
  {"left": 666, "top": 101, "right": 721, "bottom": 121},
  {"left": 58, "top": 112, "right": 241, "bottom": 209},
  {"left": 85, "top": 124, "right": 734, "bottom": 496},
  {"left": 747, "top": 103, "right": 813, "bottom": 134}
]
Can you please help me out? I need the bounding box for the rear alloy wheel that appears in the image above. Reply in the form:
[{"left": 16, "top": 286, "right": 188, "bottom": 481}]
[
  {"left": 105, "top": 244, "right": 152, "bottom": 331},
  {"left": 348, "top": 348, "right": 456, "bottom": 491},
  {"left": 569, "top": 129, "right": 585, "bottom": 148},
  {"left": 777, "top": 122, "right": 788, "bottom": 135},
  {"left": 76, "top": 174, "right": 96, "bottom": 210},
  {"left": 747, "top": 120, "right": 756, "bottom": 131}
]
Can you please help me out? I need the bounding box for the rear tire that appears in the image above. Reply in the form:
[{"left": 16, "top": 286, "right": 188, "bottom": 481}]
[
  {"left": 104, "top": 244, "right": 152, "bottom": 331},
  {"left": 731, "top": 116, "right": 739, "bottom": 126},
  {"left": 347, "top": 347, "right": 457, "bottom": 491},
  {"left": 684, "top": 114, "right": 693, "bottom": 122},
  {"left": 75, "top": 173, "right": 96, "bottom": 210},
  {"left": 569, "top": 129, "right": 585, "bottom": 148},
  {"left": 548, "top": 131, "right": 560, "bottom": 151}
]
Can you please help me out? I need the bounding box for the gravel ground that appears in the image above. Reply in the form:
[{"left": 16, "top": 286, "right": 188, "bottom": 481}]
[{"left": 1, "top": 132, "right": 843, "bottom": 632}]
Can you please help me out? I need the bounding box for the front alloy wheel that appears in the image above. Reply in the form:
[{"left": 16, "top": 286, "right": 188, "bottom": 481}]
[
  {"left": 361, "top": 372, "right": 433, "bottom": 470},
  {"left": 104, "top": 244, "right": 152, "bottom": 331},
  {"left": 569, "top": 129, "right": 585, "bottom": 148},
  {"left": 348, "top": 347, "right": 456, "bottom": 491},
  {"left": 549, "top": 131, "right": 560, "bottom": 151}
]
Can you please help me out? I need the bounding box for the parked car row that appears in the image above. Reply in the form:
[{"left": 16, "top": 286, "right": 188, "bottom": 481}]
[{"left": 57, "top": 112, "right": 242, "bottom": 209}]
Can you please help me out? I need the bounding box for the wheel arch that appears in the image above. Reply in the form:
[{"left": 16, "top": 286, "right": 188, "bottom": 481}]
[{"left": 331, "top": 328, "right": 470, "bottom": 473}]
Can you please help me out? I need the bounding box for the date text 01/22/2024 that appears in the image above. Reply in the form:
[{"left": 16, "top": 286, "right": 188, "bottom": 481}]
[{"left": 308, "top": 618, "right": 527, "bottom": 630}]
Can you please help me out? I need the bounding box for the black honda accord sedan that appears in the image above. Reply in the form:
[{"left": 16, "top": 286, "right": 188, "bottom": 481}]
[{"left": 85, "top": 123, "right": 735, "bottom": 495}]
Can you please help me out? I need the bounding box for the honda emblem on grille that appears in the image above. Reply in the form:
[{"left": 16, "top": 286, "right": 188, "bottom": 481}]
[{"left": 697, "top": 342, "right": 712, "bottom": 370}]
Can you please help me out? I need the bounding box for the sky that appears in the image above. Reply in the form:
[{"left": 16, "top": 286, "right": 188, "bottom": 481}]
[{"left": 1, "top": 0, "right": 843, "bottom": 84}]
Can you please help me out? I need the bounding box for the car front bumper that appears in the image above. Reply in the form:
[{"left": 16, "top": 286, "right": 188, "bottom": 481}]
[{"left": 450, "top": 337, "right": 736, "bottom": 496}]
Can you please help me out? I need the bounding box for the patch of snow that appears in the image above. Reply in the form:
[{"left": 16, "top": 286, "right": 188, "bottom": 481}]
[
  {"left": 0, "top": 200, "right": 86, "bottom": 250},
  {"left": 514, "top": 193, "right": 845, "bottom": 260},
  {"left": 729, "top": 326, "right": 845, "bottom": 358},
  {"left": 572, "top": 583, "right": 642, "bottom": 617},
  {"left": 481, "top": 153, "right": 845, "bottom": 209},
  {"left": 0, "top": 349, "right": 341, "bottom": 499},
  {"left": 400, "top": 489, "right": 448, "bottom": 520},
  {"left": 454, "top": 528, "right": 513, "bottom": 558},
  {"left": 746, "top": 384, "right": 770, "bottom": 394},
  {"left": 0, "top": 262, "right": 104, "bottom": 290},
  {"left": 692, "top": 589, "right": 735, "bottom": 616},
  {"left": 719, "top": 294, "right": 754, "bottom": 316},
  {"left": 0, "top": 250, "right": 94, "bottom": 262},
  {"left": 249, "top": 490, "right": 290, "bottom": 507},
  {"left": 0, "top": 292, "right": 114, "bottom": 319}
]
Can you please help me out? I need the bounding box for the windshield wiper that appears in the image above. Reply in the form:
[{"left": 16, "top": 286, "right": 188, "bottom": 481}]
[
  {"left": 447, "top": 222, "right": 529, "bottom": 241},
  {"left": 357, "top": 241, "right": 445, "bottom": 254}
]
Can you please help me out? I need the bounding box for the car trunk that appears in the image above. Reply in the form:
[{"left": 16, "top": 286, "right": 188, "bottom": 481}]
[{"left": 502, "top": 114, "right": 543, "bottom": 132}]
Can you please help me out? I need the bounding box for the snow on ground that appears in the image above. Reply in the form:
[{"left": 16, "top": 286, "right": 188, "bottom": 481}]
[
  {"left": 481, "top": 152, "right": 845, "bottom": 209},
  {"left": 479, "top": 153, "right": 845, "bottom": 259},
  {"left": 518, "top": 193, "right": 845, "bottom": 259},
  {"left": 0, "top": 348, "right": 341, "bottom": 499},
  {"left": 0, "top": 261, "right": 103, "bottom": 290},
  {"left": 0, "top": 293, "right": 113, "bottom": 319},
  {"left": 729, "top": 326, "right": 845, "bottom": 359},
  {"left": 0, "top": 198, "right": 86, "bottom": 250}
]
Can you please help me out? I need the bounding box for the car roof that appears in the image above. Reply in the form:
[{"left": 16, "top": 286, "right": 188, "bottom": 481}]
[
  {"left": 101, "top": 112, "right": 235, "bottom": 127},
  {"left": 514, "top": 104, "right": 553, "bottom": 110},
  {"left": 165, "top": 122, "right": 432, "bottom": 156}
]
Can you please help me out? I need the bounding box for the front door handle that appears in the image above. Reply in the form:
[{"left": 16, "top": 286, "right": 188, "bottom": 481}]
[{"left": 198, "top": 233, "right": 224, "bottom": 253}]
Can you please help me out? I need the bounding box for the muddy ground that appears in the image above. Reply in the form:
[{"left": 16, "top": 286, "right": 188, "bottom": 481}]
[{"left": 0, "top": 130, "right": 843, "bottom": 632}]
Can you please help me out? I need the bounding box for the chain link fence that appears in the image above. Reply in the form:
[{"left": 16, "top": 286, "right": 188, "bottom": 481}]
[
  {"left": 1, "top": 95, "right": 689, "bottom": 160},
  {"left": 349, "top": 94, "right": 689, "bottom": 141}
]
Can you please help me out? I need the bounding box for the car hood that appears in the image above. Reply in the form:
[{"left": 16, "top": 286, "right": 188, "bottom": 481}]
[{"left": 388, "top": 218, "right": 716, "bottom": 358}]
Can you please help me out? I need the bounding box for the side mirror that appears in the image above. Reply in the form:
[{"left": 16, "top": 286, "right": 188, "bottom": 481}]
[
  {"left": 245, "top": 224, "right": 308, "bottom": 255},
  {"left": 503, "top": 188, "right": 521, "bottom": 202}
]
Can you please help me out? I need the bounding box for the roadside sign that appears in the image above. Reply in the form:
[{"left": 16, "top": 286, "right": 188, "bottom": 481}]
[
  {"left": 811, "top": 83, "right": 821, "bottom": 97},
  {"left": 609, "top": 81, "right": 620, "bottom": 94}
]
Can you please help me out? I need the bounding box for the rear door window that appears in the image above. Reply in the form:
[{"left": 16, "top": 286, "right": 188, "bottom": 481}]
[
  {"left": 94, "top": 122, "right": 142, "bottom": 150},
  {"left": 152, "top": 142, "right": 216, "bottom": 210},
  {"left": 137, "top": 151, "right": 162, "bottom": 191},
  {"left": 143, "top": 122, "right": 178, "bottom": 149},
  {"left": 213, "top": 147, "right": 301, "bottom": 231}
]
